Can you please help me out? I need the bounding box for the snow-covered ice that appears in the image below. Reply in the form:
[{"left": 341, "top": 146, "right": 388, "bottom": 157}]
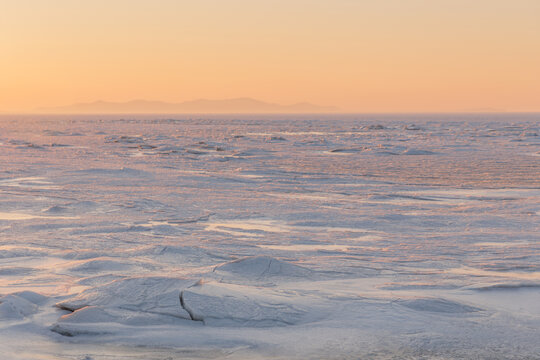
[{"left": 0, "top": 113, "right": 539, "bottom": 359}]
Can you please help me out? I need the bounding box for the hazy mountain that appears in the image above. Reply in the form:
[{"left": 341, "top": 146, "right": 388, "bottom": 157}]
[
  {"left": 460, "top": 107, "right": 507, "bottom": 113},
  {"left": 38, "top": 98, "right": 338, "bottom": 114}
]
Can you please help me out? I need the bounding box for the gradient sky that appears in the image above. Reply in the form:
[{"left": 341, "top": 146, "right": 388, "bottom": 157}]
[{"left": 1, "top": 0, "right": 539, "bottom": 112}]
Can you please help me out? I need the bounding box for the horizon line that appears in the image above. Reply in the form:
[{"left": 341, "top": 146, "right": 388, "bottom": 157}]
[{"left": 2, "top": 111, "right": 539, "bottom": 116}]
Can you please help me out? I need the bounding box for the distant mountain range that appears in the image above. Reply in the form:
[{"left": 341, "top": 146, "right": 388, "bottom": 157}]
[
  {"left": 38, "top": 98, "right": 338, "bottom": 114},
  {"left": 460, "top": 107, "right": 507, "bottom": 113}
]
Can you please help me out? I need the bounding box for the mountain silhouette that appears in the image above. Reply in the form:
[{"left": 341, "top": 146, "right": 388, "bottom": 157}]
[{"left": 38, "top": 98, "right": 338, "bottom": 114}]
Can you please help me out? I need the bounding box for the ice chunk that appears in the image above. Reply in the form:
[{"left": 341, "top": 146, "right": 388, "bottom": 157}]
[
  {"left": 58, "top": 306, "right": 115, "bottom": 324},
  {"left": 51, "top": 305, "right": 189, "bottom": 337},
  {"left": 268, "top": 135, "right": 287, "bottom": 141},
  {"left": 180, "top": 281, "right": 307, "bottom": 326},
  {"left": 57, "top": 276, "right": 194, "bottom": 319},
  {"left": 0, "top": 294, "right": 39, "bottom": 320},
  {"left": 214, "top": 256, "right": 313, "bottom": 280},
  {"left": 364, "top": 124, "right": 385, "bottom": 130},
  {"left": 11, "top": 291, "right": 48, "bottom": 305},
  {"left": 403, "top": 124, "right": 422, "bottom": 131},
  {"left": 42, "top": 205, "right": 68, "bottom": 213}
]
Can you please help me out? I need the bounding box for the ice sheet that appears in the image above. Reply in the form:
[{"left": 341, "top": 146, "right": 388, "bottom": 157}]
[{"left": 0, "top": 113, "right": 539, "bottom": 359}]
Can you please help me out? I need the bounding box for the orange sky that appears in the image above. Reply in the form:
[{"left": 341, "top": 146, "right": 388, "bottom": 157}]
[{"left": 1, "top": 0, "right": 539, "bottom": 113}]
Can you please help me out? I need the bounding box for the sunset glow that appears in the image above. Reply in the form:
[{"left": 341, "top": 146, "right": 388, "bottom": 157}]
[{"left": 1, "top": 0, "right": 539, "bottom": 113}]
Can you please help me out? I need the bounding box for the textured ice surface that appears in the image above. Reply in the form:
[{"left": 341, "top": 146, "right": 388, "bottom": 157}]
[
  {"left": 180, "top": 280, "right": 310, "bottom": 326},
  {"left": 398, "top": 298, "right": 482, "bottom": 314},
  {"left": 0, "top": 294, "right": 39, "bottom": 320},
  {"left": 57, "top": 276, "right": 194, "bottom": 318},
  {"left": 213, "top": 256, "right": 313, "bottom": 280},
  {"left": 0, "top": 113, "right": 539, "bottom": 359}
]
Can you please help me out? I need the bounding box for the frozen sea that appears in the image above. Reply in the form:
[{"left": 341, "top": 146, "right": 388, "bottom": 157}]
[{"left": 0, "top": 113, "right": 539, "bottom": 359}]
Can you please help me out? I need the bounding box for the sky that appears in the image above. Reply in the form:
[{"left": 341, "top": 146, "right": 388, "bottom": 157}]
[{"left": 1, "top": 0, "right": 539, "bottom": 113}]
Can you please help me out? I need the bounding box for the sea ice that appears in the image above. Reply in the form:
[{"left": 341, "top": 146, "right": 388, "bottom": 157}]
[
  {"left": 57, "top": 276, "right": 194, "bottom": 318},
  {"left": 0, "top": 114, "right": 538, "bottom": 359},
  {"left": 213, "top": 255, "right": 313, "bottom": 280},
  {"left": 180, "top": 281, "right": 309, "bottom": 326}
]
